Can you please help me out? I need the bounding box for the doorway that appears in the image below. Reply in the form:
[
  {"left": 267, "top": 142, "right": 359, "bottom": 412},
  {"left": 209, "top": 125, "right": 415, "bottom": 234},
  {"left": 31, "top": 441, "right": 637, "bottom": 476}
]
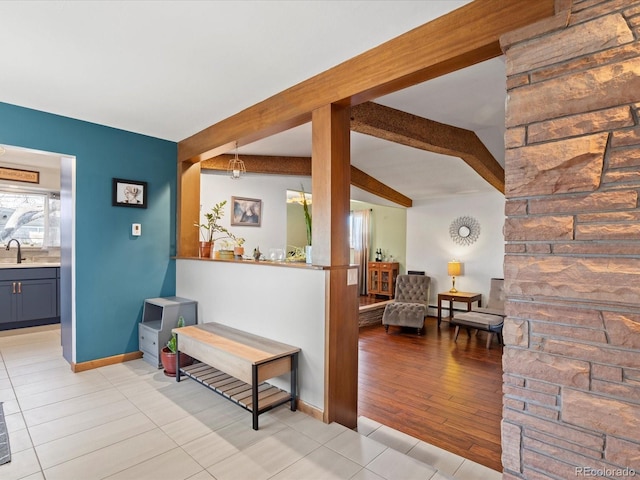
[{"left": 0, "top": 143, "right": 75, "bottom": 362}]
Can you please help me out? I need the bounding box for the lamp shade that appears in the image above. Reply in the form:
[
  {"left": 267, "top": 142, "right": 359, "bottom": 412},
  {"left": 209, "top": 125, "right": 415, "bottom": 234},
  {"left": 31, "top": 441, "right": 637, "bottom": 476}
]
[{"left": 447, "top": 261, "right": 462, "bottom": 276}]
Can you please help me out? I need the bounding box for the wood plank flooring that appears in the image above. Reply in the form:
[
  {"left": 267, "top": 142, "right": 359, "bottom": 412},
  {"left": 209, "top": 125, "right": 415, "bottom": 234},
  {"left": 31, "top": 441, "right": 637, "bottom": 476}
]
[{"left": 358, "top": 315, "right": 503, "bottom": 472}]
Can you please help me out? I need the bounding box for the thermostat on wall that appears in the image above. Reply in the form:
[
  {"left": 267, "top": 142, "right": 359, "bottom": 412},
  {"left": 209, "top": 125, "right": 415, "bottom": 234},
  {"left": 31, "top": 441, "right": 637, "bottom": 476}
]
[{"left": 132, "top": 223, "right": 141, "bottom": 236}]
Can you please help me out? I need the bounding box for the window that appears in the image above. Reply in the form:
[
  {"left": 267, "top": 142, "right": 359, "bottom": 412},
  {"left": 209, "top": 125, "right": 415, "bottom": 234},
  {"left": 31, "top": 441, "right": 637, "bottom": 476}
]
[{"left": 0, "top": 190, "right": 60, "bottom": 248}]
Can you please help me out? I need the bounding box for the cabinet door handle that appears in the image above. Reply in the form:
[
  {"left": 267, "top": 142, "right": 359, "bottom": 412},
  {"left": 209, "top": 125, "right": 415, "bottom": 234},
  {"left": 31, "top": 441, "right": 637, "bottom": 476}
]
[
  {"left": 17, "top": 282, "right": 22, "bottom": 294},
  {"left": 12, "top": 282, "right": 16, "bottom": 294}
]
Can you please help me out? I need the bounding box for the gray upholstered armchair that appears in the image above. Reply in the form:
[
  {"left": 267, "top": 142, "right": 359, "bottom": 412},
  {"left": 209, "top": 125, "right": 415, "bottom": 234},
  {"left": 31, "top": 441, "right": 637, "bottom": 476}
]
[
  {"left": 451, "top": 278, "right": 505, "bottom": 349},
  {"left": 382, "top": 274, "right": 431, "bottom": 335}
]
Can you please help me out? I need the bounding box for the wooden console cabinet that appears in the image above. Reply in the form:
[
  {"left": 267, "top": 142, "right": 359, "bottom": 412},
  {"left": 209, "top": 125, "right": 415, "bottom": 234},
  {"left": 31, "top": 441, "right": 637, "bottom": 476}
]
[{"left": 367, "top": 261, "right": 399, "bottom": 299}]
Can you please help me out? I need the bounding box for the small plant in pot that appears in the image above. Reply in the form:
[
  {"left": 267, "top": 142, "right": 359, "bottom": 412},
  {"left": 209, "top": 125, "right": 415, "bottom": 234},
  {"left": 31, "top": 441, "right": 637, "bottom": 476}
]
[
  {"left": 233, "top": 237, "right": 245, "bottom": 258},
  {"left": 160, "top": 316, "right": 193, "bottom": 377},
  {"left": 194, "top": 200, "right": 241, "bottom": 258}
]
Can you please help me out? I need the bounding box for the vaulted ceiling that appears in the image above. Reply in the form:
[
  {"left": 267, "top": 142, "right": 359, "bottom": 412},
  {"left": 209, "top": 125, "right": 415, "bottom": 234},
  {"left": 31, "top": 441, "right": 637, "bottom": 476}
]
[{"left": 0, "top": 0, "right": 508, "bottom": 205}]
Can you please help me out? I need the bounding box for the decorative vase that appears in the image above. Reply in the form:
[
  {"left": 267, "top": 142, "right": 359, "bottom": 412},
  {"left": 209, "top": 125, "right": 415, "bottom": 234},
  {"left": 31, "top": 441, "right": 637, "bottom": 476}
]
[
  {"left": 305, "top": 245, "right": 312, "bottom": 264},
  {"left": 160, "top": 346, "right": 193, "bottom": 377},
  {"left": 234, "top": 246, "right": 244, "bottom": 258},
  {"left": 199, "top": 241, "right": 212, "bottom": 258}
]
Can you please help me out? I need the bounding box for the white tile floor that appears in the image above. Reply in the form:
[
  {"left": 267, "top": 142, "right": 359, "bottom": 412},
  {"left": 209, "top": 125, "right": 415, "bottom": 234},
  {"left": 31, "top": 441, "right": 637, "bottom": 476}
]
[{"left": 0, "top": 326, "right": 501, "bottom": 480}]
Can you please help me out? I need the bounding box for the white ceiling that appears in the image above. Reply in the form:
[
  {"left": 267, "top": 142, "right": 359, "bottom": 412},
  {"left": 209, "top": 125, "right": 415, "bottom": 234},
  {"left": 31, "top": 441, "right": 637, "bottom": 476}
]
[{"left": 0, "top": 0, "right": 506, "bottom": 204}]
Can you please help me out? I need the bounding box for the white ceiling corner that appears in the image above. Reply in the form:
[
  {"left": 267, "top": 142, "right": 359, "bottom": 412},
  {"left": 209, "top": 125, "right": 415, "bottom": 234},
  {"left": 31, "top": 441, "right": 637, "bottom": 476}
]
[{"left": 0, "top": 0, "right": 506, "bottom": 203}]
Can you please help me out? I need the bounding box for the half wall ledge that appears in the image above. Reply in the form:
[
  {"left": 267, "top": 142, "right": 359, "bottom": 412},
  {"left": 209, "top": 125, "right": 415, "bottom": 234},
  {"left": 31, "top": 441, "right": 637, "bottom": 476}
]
[{"left": 174, "top": 256, "right": 334, "bottom": 270}]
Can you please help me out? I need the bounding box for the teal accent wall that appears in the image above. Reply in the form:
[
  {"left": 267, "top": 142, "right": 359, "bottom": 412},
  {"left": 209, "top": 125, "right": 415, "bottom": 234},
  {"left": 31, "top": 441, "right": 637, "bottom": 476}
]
[{"left": 0, "top": 102, "right": 177, "bottom": 363}]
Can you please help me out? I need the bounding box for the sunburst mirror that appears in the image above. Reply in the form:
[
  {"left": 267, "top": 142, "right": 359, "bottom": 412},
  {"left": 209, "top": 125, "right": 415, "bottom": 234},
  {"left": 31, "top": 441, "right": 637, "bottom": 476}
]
[{"left": 449, "top": 216, "right": 480, "bottom": 246}]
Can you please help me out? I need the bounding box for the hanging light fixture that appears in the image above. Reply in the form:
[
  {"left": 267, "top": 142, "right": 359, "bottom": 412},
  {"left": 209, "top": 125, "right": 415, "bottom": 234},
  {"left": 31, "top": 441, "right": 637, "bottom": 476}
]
[{"left": 227, "top": 141, "right": 246, "bottom": 179}]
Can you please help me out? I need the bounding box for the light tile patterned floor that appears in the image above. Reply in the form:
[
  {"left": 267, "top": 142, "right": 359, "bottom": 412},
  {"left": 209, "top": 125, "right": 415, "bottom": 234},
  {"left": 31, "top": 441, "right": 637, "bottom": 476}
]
[{"left": 0, "top": 326, "right": 501, "bottom": 480}]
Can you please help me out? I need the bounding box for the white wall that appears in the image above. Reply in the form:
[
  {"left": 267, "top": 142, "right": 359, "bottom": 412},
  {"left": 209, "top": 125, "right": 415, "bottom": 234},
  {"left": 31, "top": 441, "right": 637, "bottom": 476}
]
[
  {"left": 201, "top": 171, "right": 310, "bottom": 256},
  {"left": 406, "top": 191, "right": 505, "bottom": 314},
  {"left": 365, "top": 202, "right": 406, "bottom": 268},
  {"left": 177, "top": 259, "right": 327, "bottom": 410},
  {"left": 202, "top": 173, "right": 409, "bottom": 269}
]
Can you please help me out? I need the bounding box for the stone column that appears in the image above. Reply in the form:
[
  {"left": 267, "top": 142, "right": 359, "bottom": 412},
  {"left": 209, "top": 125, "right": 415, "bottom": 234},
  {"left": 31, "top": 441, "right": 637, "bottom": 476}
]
[{"left": 502, "top": 1, "right": 640, "bottom": 477}]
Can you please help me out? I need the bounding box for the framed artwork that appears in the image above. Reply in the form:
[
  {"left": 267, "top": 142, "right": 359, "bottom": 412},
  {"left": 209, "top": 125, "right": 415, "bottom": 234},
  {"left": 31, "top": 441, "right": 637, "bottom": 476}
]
[
  {"left": 0, "top": 166, "right": 40, "bottom": 184},
  {"left": 231, "top": 196, "right": 262, "bottom": 226},
  {"left": 112, "top": 178, "right": 147, "bottom": 208}
]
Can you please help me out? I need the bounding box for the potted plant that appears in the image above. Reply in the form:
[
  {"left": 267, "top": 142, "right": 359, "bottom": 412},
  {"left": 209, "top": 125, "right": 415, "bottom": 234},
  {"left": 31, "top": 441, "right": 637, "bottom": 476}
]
[
  {"left": 160, "top": 316, "right": 193, "bottom": 377},
  {"left": 195, "top": 208, "right": 215, "bottom": 258},
  {"left": 194, "top": 200, "right": 235, "bottom": 258},
  {"left": 233, "top": 236, "right": 245, "bottom": 258},
  {"left": 301, "top": 185, "right": 312, "bottom": 263}
]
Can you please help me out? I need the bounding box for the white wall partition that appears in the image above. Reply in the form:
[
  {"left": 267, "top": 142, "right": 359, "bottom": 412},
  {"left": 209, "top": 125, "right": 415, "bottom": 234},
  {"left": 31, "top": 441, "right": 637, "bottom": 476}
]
[
  {"left": 176, "top": 259, "right": 327, "bottom": 410},
  {"left": 406, "top": 191, "right": 505, "bottom": 315},
  {"left": 200, "top": 171, "right": 311, "bottom": 256}
]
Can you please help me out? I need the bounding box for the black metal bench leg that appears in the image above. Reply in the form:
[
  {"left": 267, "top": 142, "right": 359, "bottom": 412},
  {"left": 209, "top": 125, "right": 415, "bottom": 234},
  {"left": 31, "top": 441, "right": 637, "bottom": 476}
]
[
  {"left": 252, "top": 364, "right": 259, "bottom": 430},
  {"left": 291, "top": 352, "right": 298, "bottom": 411},
  {"left": 175, "top": 336, "right": 181, "bottom": 382}
]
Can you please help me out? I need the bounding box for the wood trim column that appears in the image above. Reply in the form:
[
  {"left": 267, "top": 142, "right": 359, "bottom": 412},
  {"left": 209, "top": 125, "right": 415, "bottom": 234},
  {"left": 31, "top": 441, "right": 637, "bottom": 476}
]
[
  {"left": 177, "top": 161, "right": 201, "bottom": 257},
  {"left": 312, "top": 104, "right": 358, "bottom": 428},
  {"left": 312, "top": 104, "right": 351, "bottom": 267}
]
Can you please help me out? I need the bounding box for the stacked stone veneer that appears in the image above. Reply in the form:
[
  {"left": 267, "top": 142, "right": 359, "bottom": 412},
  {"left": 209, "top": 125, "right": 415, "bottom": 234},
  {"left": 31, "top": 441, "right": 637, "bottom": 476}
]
[{"left": 502, "top": 0, "right": 640, "bottom": 478}]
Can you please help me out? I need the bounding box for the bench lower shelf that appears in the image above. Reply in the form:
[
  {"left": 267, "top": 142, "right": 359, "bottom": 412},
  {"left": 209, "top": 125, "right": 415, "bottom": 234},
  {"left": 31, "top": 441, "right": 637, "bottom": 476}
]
[{"left": 179, "top": 362, "right": 292, "bottom": 423}]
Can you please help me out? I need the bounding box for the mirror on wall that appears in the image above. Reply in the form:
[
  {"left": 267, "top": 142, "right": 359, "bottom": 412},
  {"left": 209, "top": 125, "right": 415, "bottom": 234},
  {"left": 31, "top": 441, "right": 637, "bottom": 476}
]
[
  {"left": 285, "top": 189, "right": 407, "bottom": 268},
  {"left": 286, "top": 189, "right": 310, "bottom": 254}
]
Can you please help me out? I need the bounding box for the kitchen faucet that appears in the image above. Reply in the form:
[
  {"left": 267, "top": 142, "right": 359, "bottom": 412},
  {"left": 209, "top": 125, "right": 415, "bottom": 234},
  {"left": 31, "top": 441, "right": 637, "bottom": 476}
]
[{"left": 6, "top": 238, "right": 24, "bottom": 264}]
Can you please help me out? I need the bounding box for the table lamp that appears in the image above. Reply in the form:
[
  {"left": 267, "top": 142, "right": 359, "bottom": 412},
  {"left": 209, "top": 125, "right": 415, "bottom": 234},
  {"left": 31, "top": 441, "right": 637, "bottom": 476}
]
[{"left": 448, "top": 260, "right": 462, "bottom": 293}]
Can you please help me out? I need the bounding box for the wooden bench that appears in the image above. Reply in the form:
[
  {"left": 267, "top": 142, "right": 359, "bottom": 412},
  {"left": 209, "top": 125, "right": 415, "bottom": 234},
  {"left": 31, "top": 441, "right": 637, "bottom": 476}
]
[{"left": 174, "top": 322, "right": 300, "bottom": 430}]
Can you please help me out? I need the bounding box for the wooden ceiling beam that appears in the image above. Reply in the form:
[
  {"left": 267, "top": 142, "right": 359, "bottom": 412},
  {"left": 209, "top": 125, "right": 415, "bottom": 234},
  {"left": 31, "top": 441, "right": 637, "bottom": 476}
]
[
  {"left": 178, "top": 0, "right": 555, "bottom": 163},
  {"left": 351, "top": 102, "right": 505, "bottom": 193},
  {"left": 202, "top": 154, "right": 413, "bottom": 207},
  {"left": 202, "top": 154, "right": 311, "bottom": 176},
  {"left": 350, "top": 166, "right": 412, "bottom": 207},
  {"left": 202, "top": 97, "right": 508, "bottom": 203}
]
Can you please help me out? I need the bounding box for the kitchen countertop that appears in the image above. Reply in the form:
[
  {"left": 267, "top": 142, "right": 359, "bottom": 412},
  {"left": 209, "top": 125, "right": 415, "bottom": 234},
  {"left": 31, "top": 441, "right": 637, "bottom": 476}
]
[{"left": 0, "top": 262, "right": 61, "bottom": 269}]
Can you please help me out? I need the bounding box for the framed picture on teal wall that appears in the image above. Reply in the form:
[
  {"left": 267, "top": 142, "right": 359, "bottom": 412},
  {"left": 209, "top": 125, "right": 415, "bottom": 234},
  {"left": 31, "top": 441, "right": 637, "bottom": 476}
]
[{"left": 112, "top": 178, "right": 147, "bottom": 208}]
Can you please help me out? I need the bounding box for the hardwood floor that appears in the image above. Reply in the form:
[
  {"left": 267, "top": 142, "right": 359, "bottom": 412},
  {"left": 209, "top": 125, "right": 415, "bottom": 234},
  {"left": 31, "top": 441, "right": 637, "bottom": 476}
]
[{"left": 358, "top": 314, "right": 503, "bottom": 472}]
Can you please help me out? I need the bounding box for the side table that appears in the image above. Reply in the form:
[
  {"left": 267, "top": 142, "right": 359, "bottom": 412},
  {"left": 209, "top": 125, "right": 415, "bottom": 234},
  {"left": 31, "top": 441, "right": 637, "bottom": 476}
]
[
  {"left": 437, "top": 291, "right": 481, "bottom": 327},
  {"left": 138, "top": 296, "right": 197, "bottom": 368}
]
